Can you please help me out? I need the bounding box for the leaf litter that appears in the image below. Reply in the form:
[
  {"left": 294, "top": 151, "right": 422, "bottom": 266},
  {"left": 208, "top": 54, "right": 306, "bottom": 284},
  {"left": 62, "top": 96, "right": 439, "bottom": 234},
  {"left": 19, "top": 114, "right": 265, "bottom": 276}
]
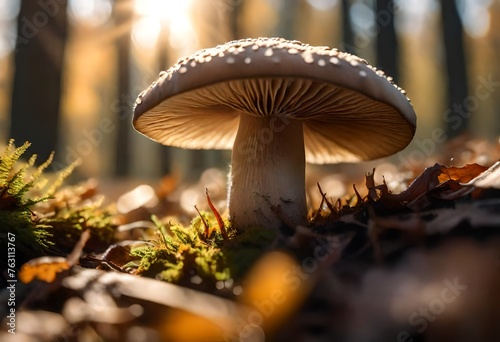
[{"left": 1, "top": 139, "right": 500, "bottom": 341}]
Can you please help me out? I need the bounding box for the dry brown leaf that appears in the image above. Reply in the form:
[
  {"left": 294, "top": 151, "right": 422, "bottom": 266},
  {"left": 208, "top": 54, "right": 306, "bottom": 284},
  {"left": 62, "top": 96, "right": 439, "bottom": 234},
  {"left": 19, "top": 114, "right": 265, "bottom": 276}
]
[
  {"left": 438, "top": 163, "right": 488, "bottom": 183},
  {"left": 465, "top": 161, "right": 500, "bottom": 189},
  {"left": 363, "top": 163, "right": 494, "bottom": 211},
  {"left": 362, "top": 164, "right": 443, "bottom": 211},
  {"left": 19, "top": 256, "right": 70, "bottom": 284},
  {"left": 19, "top": 230, "right": 90, "bottom": 284}
]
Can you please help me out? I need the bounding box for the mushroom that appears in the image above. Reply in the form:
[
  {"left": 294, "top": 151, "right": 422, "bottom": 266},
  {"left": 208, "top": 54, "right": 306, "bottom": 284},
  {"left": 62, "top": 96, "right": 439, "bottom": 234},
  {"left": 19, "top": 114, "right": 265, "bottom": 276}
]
[{"left": 132, "top": 37, "right": 416, "bottom": 230}]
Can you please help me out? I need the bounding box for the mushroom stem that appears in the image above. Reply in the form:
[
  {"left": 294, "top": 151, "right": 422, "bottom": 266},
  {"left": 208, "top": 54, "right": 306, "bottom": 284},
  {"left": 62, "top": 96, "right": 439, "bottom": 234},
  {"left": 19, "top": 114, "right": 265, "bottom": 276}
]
[{"left": 229, "top": 114, "right": 307, "bottom": 230}]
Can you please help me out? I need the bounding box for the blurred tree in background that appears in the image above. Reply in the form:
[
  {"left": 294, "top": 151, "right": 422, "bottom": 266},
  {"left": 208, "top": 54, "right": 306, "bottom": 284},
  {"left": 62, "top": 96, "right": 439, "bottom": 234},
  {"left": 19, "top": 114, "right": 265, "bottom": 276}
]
[
  {"left": 340, "top": 0, "right": 356, "bottom": 54},
  {"left": 229, "top": 0, "right": 244, "bottom": 40},
  {"left": 493, "top": 1, "right": 500, "bottom": 134},
  {"left": 375, "top": 0, "right": 399, "bottom": 82},
  {"left": 9, "top": 0, "right": 68, "bottom": 161},
  {"left": 440, "top": 0, "right": 469, "bottom": 138},
  {"left": 113, "top": 0, "right": 132, "bottom": 177},
  {"left": 0, "top": 0, "right": 498, "bottom": 182},
  {"left": 276, "top": 0, "right": 300, "bottom": 39}
]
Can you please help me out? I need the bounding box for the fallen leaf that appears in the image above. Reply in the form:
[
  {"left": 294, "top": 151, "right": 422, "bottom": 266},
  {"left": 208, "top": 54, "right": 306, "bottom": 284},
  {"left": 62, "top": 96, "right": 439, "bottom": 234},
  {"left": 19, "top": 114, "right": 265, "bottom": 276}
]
[
  {"left": 465, "top": 161, "right": 500, "bottom": 189},
  {"left": 79, "top": 240, "right": 148, "bottom": 271},
  {"left": 19, "top": 256, "right": 69, "bottom": 283},
  {"left": 438, "top": 163, "right": 488, "bottom": 183},
  {"left": 19, "top": 230, "right": 91, "bottom": 283}
]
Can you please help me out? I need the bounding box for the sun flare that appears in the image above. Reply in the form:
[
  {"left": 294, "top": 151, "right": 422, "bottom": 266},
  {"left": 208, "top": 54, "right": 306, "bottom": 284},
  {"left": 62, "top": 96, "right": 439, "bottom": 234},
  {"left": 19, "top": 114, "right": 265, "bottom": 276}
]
[{"left": 132, "top": 0, "right": 196, "bottom": 51}]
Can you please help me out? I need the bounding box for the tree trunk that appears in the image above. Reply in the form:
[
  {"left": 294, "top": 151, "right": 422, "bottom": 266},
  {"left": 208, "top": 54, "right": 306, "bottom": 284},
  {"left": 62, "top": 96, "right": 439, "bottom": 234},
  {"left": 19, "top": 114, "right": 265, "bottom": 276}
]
[
  {"left": 276, "top": 0, "right": 299, "bottom": 39},
  {"left": 490, "top": 1, "right": 500, "bottom": 135},
  {"left": 340, "top": 0, "right": 356, "bottom": 54},
  {"left": 113, "top": 0, "right": 132, "bottom": 177},
  {"left": 440, "top": 0, "right": 469, "bottom": 138},
  {"left": 9, "top": 0, "right": 68, "bottom": 162},
  {"left": 375, "top": 0, "right": 399, "bottom": 82},
  {"left": 229, "top": 0, "right": 244, "bottom": 40}
]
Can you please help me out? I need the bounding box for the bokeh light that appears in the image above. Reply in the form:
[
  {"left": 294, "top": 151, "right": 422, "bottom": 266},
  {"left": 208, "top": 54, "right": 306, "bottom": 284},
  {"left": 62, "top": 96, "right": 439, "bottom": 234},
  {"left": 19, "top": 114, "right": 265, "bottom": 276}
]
[
  {"left": 132, "top": 0, "right": 196, "bottom": 52},
  {"left": 0, "top": 0, "right": 20, "bottom": 21},
  {"left": 68, "top": 0, "right": 113, "bottom": 27},
  {"left": 395, "top": 0, "right": 439, "bottom": 36},
  {"left": 0, "top": 0, "right": 20, "bottom": 58},
  {"left": 131, "top": 16, "right": 161, "bottom": 50},
  {"left": 116, "top": 184, "right": 158, "bottom": 214},
  {"left": 349, "top": 1, "right": 375, "bottom": 32},
  {"left": 306, "top": 0, "right": 338, "bottom": 11},
  {"left": 458, "top": 0, "right": 492, "bottom": 38}
]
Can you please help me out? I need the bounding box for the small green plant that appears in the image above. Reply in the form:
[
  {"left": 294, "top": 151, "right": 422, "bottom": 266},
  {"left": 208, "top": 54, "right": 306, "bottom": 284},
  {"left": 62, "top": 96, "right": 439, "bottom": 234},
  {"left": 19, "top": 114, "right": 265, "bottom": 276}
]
[
  {"left": 0, "top": 140, "right": 115, "bottom": 268},
  {"left": 129, "top": 213, "right": 233, "bottom": 284},
  {"left": 0, "top": 140, "right": 73, "bottom": 259},
  {"left": 128, "top": 211, "right": 278, "bottom": 286}
]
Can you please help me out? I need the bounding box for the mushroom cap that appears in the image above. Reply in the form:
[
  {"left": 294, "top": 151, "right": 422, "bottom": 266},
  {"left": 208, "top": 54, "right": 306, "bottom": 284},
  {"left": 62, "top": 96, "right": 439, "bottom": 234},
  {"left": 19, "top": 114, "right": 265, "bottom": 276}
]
[{"left": 133, "top": 37, "right": 416, "bottom": 164}]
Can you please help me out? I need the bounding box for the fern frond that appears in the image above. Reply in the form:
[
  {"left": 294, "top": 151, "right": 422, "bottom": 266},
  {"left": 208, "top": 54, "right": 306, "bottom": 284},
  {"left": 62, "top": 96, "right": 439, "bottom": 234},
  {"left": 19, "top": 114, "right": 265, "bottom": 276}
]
[
  {"left": 44, "top": 158, "right": 81, "bottom": 197},
  {"left": 0, "top": 140, "right": 31, "bottom": 186},
  {"left": 0, "top": 140, "right": 113, "bottom": 267},
  {"left": 6, "top": 155, "right": 37, "bottom": 199},
  {"left": 17, "top": 152, "right": 53, "bottom": 197}
]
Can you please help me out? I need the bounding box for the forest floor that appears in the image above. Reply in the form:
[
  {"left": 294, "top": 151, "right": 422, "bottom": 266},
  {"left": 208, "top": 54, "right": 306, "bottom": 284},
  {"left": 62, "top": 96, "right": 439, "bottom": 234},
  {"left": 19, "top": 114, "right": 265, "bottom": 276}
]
[{"left": 1, "top": 137, "right": 500, "bottom": 342}]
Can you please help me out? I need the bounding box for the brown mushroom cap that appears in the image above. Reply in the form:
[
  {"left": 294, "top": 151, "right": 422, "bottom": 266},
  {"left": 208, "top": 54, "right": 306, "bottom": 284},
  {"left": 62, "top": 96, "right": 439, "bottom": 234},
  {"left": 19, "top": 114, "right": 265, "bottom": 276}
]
[{"left": 133, "top": 37, "right": 416, "bottom": 164}]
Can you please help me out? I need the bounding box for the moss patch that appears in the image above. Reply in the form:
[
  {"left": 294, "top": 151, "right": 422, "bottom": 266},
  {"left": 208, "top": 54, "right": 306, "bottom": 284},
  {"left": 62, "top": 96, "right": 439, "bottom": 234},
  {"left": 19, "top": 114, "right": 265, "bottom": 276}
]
[
  {"left": 128, "top": 215, "right": 277, "bottom": 286},
  {"left": 0, "top": 140, "right": 116, "bottom": 268},
  {"left": 128, "top": 213, "right": 232, "bottom": 285}
]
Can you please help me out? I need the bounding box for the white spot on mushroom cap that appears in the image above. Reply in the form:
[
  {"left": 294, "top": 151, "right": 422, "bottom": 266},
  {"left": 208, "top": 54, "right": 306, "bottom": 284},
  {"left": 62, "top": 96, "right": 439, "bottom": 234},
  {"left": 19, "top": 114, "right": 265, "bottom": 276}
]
[
  {"left": 303, "top": 53, "right": 314, "bottom": 64},
  {"left": 329, "top": 57, "right": 340, "bottom": 65},
  {"left": 144, "top": 38, "right": 413, "bottom": 119}
]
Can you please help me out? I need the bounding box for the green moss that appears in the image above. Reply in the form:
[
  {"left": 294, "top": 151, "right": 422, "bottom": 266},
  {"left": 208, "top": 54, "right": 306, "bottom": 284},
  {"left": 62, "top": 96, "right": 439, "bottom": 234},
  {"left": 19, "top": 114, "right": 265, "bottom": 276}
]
[
  {"left": 129, "top": 213, "right": 232, "bottom": 284},
  {"left": 129, "top": 215, "right": 277, "bottom": 285},
  {"left": 0, "top": 140, "right": 59, "bottom": 262},
  {"left": 40, "top": 203, "right": 116, "bottom": 253},
  {"left": 0, "top": 139, "right": 116, "bottom": 267}
]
